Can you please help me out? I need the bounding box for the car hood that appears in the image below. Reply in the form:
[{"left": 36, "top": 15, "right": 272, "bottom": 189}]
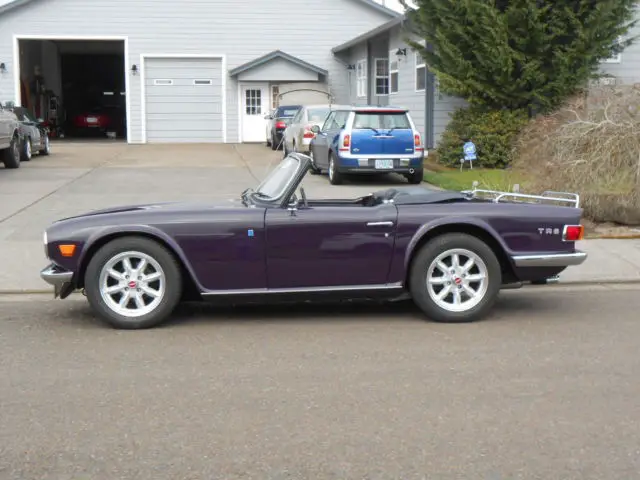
[{"left": 56, "top": 198, "right": 246, "bottom": 222}]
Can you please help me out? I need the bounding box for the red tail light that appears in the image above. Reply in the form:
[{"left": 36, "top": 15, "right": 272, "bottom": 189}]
[
  {"left": 339, "top": 134, "right": 350, "bottom": 152},
  {"left": 303, "top": 125, "right": 315, "bottom": 139},
  {"left": 275, "top": 121, "right": 286, "bottom": 129},
  {"left": 562, "top": 225, "right": 584, "bottom": 242},
  {"left": 414, "top": 133, "right": 423, "bottom": 151}
]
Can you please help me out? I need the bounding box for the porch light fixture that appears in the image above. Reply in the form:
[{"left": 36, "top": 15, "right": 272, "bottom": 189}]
[
  {"left": 395, "top": 48, "right": 407, "bottom": 57},
  {"left": 347, "top": 64, "right": 355, "bottom": 70},
  {"left": 0, "top": 63, "right": 6, "bottom": 73},
  {"left": 130, "top": 64, "right": 138, "bottom": 75}
]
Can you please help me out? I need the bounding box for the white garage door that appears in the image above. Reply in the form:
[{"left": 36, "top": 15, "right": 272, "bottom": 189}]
[{"left": 144, "top": 57, "right": 224, "bottom": 143}]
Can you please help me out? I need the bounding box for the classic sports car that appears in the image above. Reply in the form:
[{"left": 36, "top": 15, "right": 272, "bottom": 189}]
[{"left": 40, "top": 153, "right": 587, "bottom": 330}]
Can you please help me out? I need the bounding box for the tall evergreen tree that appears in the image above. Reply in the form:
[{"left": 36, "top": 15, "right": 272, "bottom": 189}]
[{"left": 401, "top": 0, "right": 638, "bottom": 114}]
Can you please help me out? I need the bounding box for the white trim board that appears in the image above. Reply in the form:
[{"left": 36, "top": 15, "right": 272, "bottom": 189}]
[
  {"left": 140, "top": 53, "right": 227, "bottom": 144},
  {"left": 13, "top": 34, "right": 132, "bottom": 144}
]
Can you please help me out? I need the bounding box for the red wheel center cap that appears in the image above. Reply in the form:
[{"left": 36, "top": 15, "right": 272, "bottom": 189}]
[
  {"left": 454, "top": 277, "right": 462, "bottom": 285},
  {"left": 128, "top": 280, "right": 137, "bottom": 289}
]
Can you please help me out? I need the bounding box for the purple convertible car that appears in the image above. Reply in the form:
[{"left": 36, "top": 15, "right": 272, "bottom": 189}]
[{"left": 40, "top": 153, "right": 587, "bottom": 329}]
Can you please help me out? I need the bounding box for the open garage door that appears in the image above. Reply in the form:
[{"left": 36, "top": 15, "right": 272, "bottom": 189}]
[
  {"left": 17, "top": 38, "right": 127, "bottom": 141},
  {"left": 143, "top": 57, "right": 224, "bottom": 143}
]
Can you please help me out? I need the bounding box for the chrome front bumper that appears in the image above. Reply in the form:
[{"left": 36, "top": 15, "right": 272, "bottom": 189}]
[
  {"left": 511, "top": 251, "right": 588, "bottom": 268},
  {"left": 40, "top": 263, "right": 75, "bottom": 298}
]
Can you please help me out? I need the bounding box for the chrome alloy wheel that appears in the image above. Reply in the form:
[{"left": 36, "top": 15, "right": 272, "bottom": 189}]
[
  {"left": 426, "top": 248, "right": 489, "bottom": 313},
  {"left": 98, "top": 251, "right": 165, "bottom": 318}
]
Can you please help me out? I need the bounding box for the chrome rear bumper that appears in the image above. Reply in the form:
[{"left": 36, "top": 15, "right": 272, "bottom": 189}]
[
  {"left": 40, "top": 263, "right": 75, "bottom": 298},
  {"left": 511, "top": 251, "right": 587, "bottom": 268}
]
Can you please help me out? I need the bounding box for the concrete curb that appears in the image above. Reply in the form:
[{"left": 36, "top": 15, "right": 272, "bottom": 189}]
[{"left": 585, "top": 234, "right": 640, "bottom": 240}]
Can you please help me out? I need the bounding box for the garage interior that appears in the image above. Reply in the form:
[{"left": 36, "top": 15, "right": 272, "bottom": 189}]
[{"left": 17, "top": 39, "right": 127, "bottom": 141}]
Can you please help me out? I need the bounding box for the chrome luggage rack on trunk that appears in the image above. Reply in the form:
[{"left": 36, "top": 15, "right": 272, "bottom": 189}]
[{"left": 461, "top": 182, "right": 580, "bottom": 208}]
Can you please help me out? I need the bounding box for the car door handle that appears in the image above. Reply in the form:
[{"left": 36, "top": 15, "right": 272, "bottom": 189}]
[{"left": 366, "top": 221, "right": 394, "bottom": 227}]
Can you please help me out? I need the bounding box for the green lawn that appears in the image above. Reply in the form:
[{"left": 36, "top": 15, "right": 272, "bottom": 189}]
[{"left": 424, "top": 165, "right": 524, "bottom": 192}]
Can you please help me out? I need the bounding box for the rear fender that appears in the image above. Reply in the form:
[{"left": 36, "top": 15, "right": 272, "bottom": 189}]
[
  {"left": 77, "top": 225, "right": 203, "bottom": 291},
  {"left": 404, "top": 217, "right": 514, "bottom": 270}
]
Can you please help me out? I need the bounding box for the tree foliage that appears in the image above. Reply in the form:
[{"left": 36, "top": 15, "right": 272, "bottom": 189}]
[{"left": 400, "top": 0, "right": 638, "bottom": 113}]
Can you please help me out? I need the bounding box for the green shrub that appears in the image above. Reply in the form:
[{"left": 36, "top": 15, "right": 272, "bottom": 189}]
[{"left": 436, "top": 107, "right": 529, "bottom": 168}]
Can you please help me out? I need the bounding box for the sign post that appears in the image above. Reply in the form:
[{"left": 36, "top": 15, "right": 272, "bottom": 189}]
[{"left": 461, "top": 141, "right": 477, "bottom": 171}]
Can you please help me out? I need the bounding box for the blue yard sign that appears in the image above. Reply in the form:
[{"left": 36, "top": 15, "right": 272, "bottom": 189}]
[{"left": 463, "top": 141, "right": 477, "bottom": 161}]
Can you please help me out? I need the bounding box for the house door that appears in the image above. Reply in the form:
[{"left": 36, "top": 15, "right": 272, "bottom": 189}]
[{"left": 241, "top": 84, "right": 269, "bottom": 142}]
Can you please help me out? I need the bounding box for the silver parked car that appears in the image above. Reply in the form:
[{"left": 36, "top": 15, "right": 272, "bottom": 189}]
[
  {"left": 282, "top": 104, "right": 349, "bottom": 156},
  {"left": 0, "top": 103, "right": 21, "bottom": 169}
]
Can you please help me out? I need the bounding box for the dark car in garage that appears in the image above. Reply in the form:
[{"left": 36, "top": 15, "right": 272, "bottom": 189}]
[{"left": 265, "top": 104, "right": 301, "bottom": 150}]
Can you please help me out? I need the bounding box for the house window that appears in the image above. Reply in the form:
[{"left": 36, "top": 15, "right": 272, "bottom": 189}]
[
  {"left": 389, "top": 50, "right": 399, "bottom": 94},
  {"left": 245, "top": 89, "right": 262, "bottom": 115},
  {"left": 603, "top": 36, "right": 622, "bottom": 63},
  {"left": 375, "top": 58, "right": 389, "bottom": 96},
  {"left": 272, "top": 85, "right": 280, "bottom": 109},
  {"left": 356, "top": 59, "right": 367, "bottom": 98},
  {"left": 415, "top": 51, "right": 427, "bottom": 92}
]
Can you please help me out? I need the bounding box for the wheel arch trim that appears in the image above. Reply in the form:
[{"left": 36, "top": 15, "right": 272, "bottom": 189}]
[{"left": 76, "top": 225, "right": 204, "bottom": 291}]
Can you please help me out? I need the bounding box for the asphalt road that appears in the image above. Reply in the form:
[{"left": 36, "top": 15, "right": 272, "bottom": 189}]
[{"left": 1, "top": 284, "right": 640, "bottom": 480}]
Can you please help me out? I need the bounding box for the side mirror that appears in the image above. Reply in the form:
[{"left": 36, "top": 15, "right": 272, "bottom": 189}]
[
  {"left": 37, "top": 118, "right": 44, "bottom": 123},
  {"left": 310, "top": 125, "right": 321, "bottom": 134},
  {"left": 264, "top": 115, "right": 272, "bottom": 120}
]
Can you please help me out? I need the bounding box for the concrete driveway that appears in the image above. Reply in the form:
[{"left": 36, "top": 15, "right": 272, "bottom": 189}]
[{"left": 0, "top": 141, "right": 415, "bottom": 291}]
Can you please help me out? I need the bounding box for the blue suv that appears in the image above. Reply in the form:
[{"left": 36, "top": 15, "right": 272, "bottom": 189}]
[{"left": 309, "top": 106, "right": 425, "bottom": 185}]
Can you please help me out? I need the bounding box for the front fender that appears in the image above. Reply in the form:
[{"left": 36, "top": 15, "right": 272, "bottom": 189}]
[
  {"left": 78, "top": 224, "right": 204, "bottom": 291},
  {"left": 403, "top": 216, "right": 513, "bottom": 269}
]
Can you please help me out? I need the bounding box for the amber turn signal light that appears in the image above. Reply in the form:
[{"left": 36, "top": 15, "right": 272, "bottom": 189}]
[
  {"left": 562, "top": 225, "right": 584, "bottom": 242},
  {"left": 58, "top": 244, "right": 77, "bottom": 257}
]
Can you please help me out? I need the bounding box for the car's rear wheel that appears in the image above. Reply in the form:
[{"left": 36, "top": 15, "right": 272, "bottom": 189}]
[
  {"left": 21, "top": 137, "right": 32, "bottom": 161},
  {"left": 328, "top": 154, "right": 343, "bottom": 185},
  {"left": 309, "top": 150, "right": 321, "bottom": 174},
  {"left": 39, "top": 135, "right": 51, "bottom": 156},
  {"left": 409, "top": 233, "right": 501, "bottom": 323},
  {"left": 2, "top": 135, "right": 21, "bottom": 169},
  {"left": 407, "top": 168, "right": 423, "bottom": 184},
  {"left": 271, "top": 133, "right": 278, "bottom": 150},
  {"left": 84, "top": 237, "right": 183, "bottom": 329}
]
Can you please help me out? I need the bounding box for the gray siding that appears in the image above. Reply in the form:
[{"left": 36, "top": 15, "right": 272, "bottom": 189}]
[
  {"left": 237, "top": 58, "right": 320, "bottom": 82},
  {"left": 0, "top": 0, "right": 394, "bottom": 143},
  {"left": 144, "top": 57, "right": 223, "bottom": 143}
]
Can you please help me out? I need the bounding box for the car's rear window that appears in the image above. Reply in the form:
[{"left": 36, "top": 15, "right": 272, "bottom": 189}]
[
  {"left": 277, "top": 106, "right": 300, "bottom": 117},
  {"left": 353, "top": 111, "right": 411, "bottom": 129}
]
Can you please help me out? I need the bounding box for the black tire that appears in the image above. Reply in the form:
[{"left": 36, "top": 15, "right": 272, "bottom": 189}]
[
  {"left": 409, "top": 233, "right": 502, "bottom": 323},
  {"left": 2, "top": 135, "right": 21, "bottom": 169},
  {"left": 21, "top": 137, "right": 32, "bottom": 162},
  {"left": 328, "top": 153, "right": 343, "bottom": 185},
  {"left": 407, "top": 168, "right": 424, "bottom": 184},
  {"left": 309, "top": 150, "right": 321, "bottom": 174},
  {"left": 84, "top": 237, "right": 183, "bottom": 329},
  {"left": 39, "top": 135, "right": 51, "bottom": 156},
  {"left": 270, "top": 134, "right": 278, "bottom": 150}
]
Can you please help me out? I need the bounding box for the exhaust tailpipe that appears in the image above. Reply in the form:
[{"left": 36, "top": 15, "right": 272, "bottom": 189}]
[{"left": 409, "top": 168, "right": 415, "bottom": 174}]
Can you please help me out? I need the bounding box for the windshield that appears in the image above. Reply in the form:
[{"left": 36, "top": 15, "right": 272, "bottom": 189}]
[
  {"left": 13, "top": 107, "right": 36, "bottom": 122},
  {"left": 276, "top": 106, "right": 300, "bottom": 118},
  {"left": 256, "top": 155, "right": 300, "bottom": 199},
  {"left": 308, "top": 107, "right": 330, "bottom": 123}
]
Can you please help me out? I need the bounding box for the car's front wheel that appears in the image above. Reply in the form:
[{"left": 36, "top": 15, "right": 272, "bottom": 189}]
[
  {"left": 21, "top": 137, "right": 32, "bottom": 161},
  {"left": 84, "top": 237, "right": 183, "bottom": 329},
  {"left": 409, "top": 233, "right": 502, "bottom": 323}
]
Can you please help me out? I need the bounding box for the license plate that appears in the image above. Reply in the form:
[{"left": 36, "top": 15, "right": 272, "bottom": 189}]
[
  {"left": 374, "top": 159, "right": 394, "bottom": 169},
  {"left": 86, "top": 117, "right": 98, "bottom": 123}
]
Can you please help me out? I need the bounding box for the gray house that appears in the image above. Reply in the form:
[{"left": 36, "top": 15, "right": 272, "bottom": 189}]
[
  {"left": 0, "top": 0, "right": 634, "bottom": 147},
  {"left": 332, "top": 14, "right": 466, "bottom": 149},
  {"left": 0, "top": 0, "right": 400, "bottom": 144}
]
